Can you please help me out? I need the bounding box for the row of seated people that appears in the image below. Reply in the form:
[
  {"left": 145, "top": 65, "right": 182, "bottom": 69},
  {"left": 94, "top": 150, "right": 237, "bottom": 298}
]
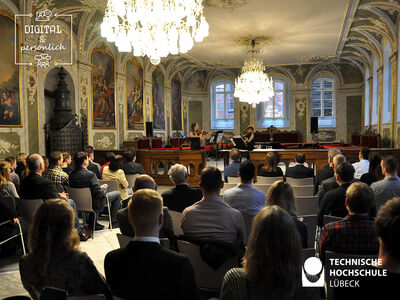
[{"left": 13, "top": 164, "right": 400, "bottom": 299}]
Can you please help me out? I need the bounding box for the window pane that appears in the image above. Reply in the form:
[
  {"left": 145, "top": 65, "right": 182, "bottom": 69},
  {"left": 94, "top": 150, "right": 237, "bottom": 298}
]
[
  {"left": 264, "top": 99, "right": 274, "bottom": 118},
  {"left": 225, "top": 84, "right": 234, "bottom": 92},
  {"left": 312, "top": 80, "right": 321, "bottom": 89},
  {"left": 312, "top": 90, "right": 321, "bottom": 100},
  {"left": 312, "top": 100, "right": 321, "bottom": 109},
  {"left": 215, "top": 93, "right": 224, "bottom": 119},
  {"left": 216, "top": 84, "right": 224, "bottom": 93},
  {"left": 324, "top": 100, "right": 333, "bottom": 108},
  {"left": 313, "top": 109, "right": 321, "bottom": 117},
  {"left": 274, "top": 92, "right": 284, "bottom": 118},
  {"left": 324, "top": 91, "right": 333, "bottom": 100},
  {"left": 324, "top": 109, "right": 333, "bottom": 116},
  {"left": 323, "top": 80, "right": 333, "bottom": 89},
  {"left": 226, "top": 94, "right": 234, "bottom": 119},
  {"left": 274, "top": 81, "right": 283, "bottom": 90}
]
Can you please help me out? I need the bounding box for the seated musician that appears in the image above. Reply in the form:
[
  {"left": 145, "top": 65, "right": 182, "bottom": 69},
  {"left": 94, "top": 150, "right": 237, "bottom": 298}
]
[
  {"left": 189, "top": 123, "right": 212, "bottom": 146},
  {"left": 243, "top": 125, "right": 255, "bottom": 151}
]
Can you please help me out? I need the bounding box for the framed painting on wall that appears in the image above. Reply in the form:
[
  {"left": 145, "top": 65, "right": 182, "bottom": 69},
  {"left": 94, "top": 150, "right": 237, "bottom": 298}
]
[
  {"left": 152, "top": 69, "right": 165, "bottom": 130},
  {"left": 92, "top": 48, "right": 116, "bottom": 129},
  {"left": 171, "top": 77, "right": 182, "bottom": 131},
  {"left": 0, "top": 12, "right": 22, "bottom": 127},
  {"left": 126, "top": 59, "right": 144, "bottom": 130}
]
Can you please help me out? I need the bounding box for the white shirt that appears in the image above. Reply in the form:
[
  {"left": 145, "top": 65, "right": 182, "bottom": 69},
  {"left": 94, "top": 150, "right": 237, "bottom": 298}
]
[
  {"left": 352, "top": 159, "right": 370, "bottom": 179},
  {"left": 133, "top": 236, "right": 160, "bottom": 244}
]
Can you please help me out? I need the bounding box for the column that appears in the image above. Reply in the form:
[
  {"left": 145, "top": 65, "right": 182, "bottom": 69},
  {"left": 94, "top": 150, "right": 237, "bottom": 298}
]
[
  {"left": 368, "top": 76, "right": 373, "bottom": 128},
  {"left": 390, "top": 52, "right": 398, "bottom": 147},
  {"left": 377, "top": 67, "right": 383, "bottom": 134}
]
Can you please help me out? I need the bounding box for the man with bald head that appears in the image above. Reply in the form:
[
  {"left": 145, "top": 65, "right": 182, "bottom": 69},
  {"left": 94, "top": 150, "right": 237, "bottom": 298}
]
[
  {"left": 317, "top": 153, "right": 347, "bottom": 202},
  {"left": 314, "top": 148, "right": 341, "bottom": 195}
]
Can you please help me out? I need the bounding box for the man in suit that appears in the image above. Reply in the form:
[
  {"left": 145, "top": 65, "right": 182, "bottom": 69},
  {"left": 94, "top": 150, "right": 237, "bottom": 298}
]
[
  {"left": 104, "top": 189, "right": 201, "bottom": 300},
  {"left": 84, "top": 146, "right": 102, "bottom": 179},
  {"left": 223, "top": 148, "right": 241, "bottom": 182},
  {"left": 314, "top": 148, "right": 341, "bottom": 195},
  {"left": 223, "top": 160, "right": 265, "bottom": 216},
  {"left": 161, "top": 164, "right": 202, "bottom": 212},
  {"left": 121, "top": 150, "right": 146, "bottom": 175},
  {"left": 117, "top": 175, "right": 174, "bottom": 242},
  {"left": 69, "top": 152, "right": 121, "bottom": 230},
  {"left": 317, "top": 162, "right": 355, "bottom": 227},
  {"left": 317, "top": 153, "right": 347, "bottom": 202},
  {"left": 285, "top": 152, "right": 314, "bottom": 179},
  {"left": 20, "top": 154, "right": 88, "bottom": 240}
]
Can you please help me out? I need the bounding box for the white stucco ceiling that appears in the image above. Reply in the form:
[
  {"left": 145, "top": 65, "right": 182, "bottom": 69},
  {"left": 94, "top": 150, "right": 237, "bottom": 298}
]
[{"left": 186, "top": 0, "right": 349, "bottom": 66}]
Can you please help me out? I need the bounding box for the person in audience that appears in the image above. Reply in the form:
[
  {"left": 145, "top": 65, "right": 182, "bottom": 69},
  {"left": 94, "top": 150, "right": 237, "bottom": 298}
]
[
  {"left": 69, "top": 152, "right": 121, "bottom": 230},
  {"left": 43, "top": 157, "right": 49, "bottom": 171},
  {"left": 223, "top": 148, "right": 241, "bottom": 182},
  {"left": 102, "top": 155, "right": 130, "bottom": 202},
  {"left": 43, "top": 151, "right": 69, "bottom": 187},
  {"left": 5, "top": 156, "right": 20, "bottom": 191},
  {"left": 285, "top": 152, "right": 314, "bottom": 179},
  {"left": 122, "top": 150, "right": 146, "bottom": 175},
  {"left": 181, "top": 166, "right": 246, "bottom": 244},
  {"left": 0, "top": 160, "right": 19, "bottom": 198},
  {"left": 161, "top": 163, "right": 202, "bottom": 212},
  {"left": 314, "top": 148, "right": 341, "bottom": 195},
  {"left": 258, "top": 151, "right": 283, "bottom": 177},
  {"left": 104, "top": 189, "right": 201, "bottom": 300},
  {"left": 84, "top": 146, "right": 102, "bottom": 179},
  {"left": 19, "top": 199, "right": 111, "bottom": 299},
  {"left": 318, "top": 162, "right": 355, "bottom": 227},
  {"left": 20, "top": 154, "right": 89, "bottom": 240},
  {"left": 319, "top": 182, "right": 379, "bottom": 262},
  {"left": 220, "top": 206, "right": 302, "bottom": 300},
  {"left": 371, "top": 155, "right": 400, "bottom": 211},
  {"left": 15, "top": 152, "right": 28, "bottom": 182},
  {"left": 61, "top": 152, "right": 73, "bottom": 175},
  {"left": 0, "top": 196, "right": 21, "bottom": 257},
  {"left": 224, "top": 160, "right": 265, "bottom": 216},
  {"left": 101, "top": 151, "right": 115, "bottom": 173},
  {"left": 360, "top": 153, "right": 383, "bottom": 186},
  {"left": 266, "top": 180, "right": 307, "bottom": 248},
  {"left": 317, "top": 153, "right": 347, "bottom": 201},
  {"left": 352, "top": 147, "right": 371, "bottom": 179}
]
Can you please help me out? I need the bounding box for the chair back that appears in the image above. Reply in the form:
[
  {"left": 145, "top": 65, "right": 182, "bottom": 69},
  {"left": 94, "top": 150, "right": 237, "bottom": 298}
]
[
  {"left": 252, "top": 184, "right": 271, "bottom": 194},
  {"left": 292, "top": 185, "right": 314, "bottom": 197},
  {"left": 295, "top": 196, "right": 318, "bottom": 215},
  {"left": 298, "top": 215, "right": 318, "bottom": 249},
  {"left": 323, "top": 215, "right": 343, "bottom": 226},
  {"left": 256, "top": 176, "right": 283, "bottom": 184},
  {"left": 64, "top": 187, "right": 94, "bottom": 213},
  {"left": 126, "top": 174, "right": 139, "bottom": 188},
  {"left": 99, "top": 180, "right": 119, "bottom": 193},
  {"left": 227, "top": 176, "right": 240, "bottom": 183},
  {"left": 169, "top": 210, "right": 183, "bottom": 235},
  {"left": 286, "top": 177, "right": 314, "bottom": 186},
  {"left": 15, "top": 198, "right": 42, "bottom": 223},
  {"left": 177, "top": 240, "right": 240, "bottom": 291},
  {"left": 242, "top": 214, "right": 254, "bottom": 244},
  {"left": 220, "top": 183, "right": 236, "bottom": 195},
  {"left": 1, "top": 196, "right": 16, "bottom": 210}
]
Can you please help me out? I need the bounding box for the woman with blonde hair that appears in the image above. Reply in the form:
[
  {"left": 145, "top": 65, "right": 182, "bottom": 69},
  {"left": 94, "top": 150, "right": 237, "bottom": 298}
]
[
  {"left": 266, "top": 180, "right": 308, "bottom": 248},
  {"left": 19, "top": 199, "right": 111, "bottom": 299},
  {"left": 0, "top": 160, "right": 19, "bottom": 198},
  {"left": 258, "top": 151, "right": 283, "bottom": 177},
  {"left": 221, "top": 206, "right": 302, "bottom": 299}
]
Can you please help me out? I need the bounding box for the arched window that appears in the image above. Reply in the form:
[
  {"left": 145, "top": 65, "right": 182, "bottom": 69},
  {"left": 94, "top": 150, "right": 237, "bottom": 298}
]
[
  {"left": 256, "top": 78, "right": 289, "bottom": 128},
  {"left": 383, "top": 41, "right": 392, "bottom": 124},
  {"left": 364, "top": 67, "right": 370, "bottom": 127},
  {"left": 312, "top": 77, "right": 336, "bottom": 127},
  {"left": 210, "top": 79, "right": 234, "bottom": 129},
  {"left": 372, "top": 57, "right": 379, "bottom": 125}
]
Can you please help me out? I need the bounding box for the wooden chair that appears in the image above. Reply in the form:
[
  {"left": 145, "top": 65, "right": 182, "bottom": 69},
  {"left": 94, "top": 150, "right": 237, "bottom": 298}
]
[
  {"left": 298, "top": 215, "right": 318, "bottom": 249},
  {"left": 252, "top": 184, "right": 271, "bottom": 194},
  {"left": 286, "top": 177, "right": 314, "bottom": 186},
  {"left": 15, "top": 198, "right": 42, "bottom": 223},
  {"left": 99, "top": 179, "right": 119, "bottom": 193},
  {"left": 256, "top": 176, "right": 283, "bottom": 184},
  {"left": 126, "top": 174, "right": 140, "bottom": 188},
  {"left": 292, "top": 185, "right": 314, "bottom": 197},
  {"left": 169, "top": 210, "right": 183, "bottom": 235},
  {"left": 177, "top": 240, "right": 240, "bottom": 291},
  {"left": 295, "top": 196, "right": 318, "bottom": 216},
  {"left": 227, "top": 176, "right": 240, "bottom": 183}
]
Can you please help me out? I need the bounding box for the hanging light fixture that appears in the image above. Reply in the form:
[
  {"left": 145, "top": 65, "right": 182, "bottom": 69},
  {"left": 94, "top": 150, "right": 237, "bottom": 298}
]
[
  {"left": 234, "top": 39, "right": 274, "bottom": 108},
  {"left": 101, "top": 0, "right": 209, "bottom": 65}
]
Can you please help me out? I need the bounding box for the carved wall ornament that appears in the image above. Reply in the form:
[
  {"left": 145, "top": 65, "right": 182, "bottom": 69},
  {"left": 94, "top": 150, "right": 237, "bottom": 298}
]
[
  {"left": 26, "top": 65, "right": 38, "bottom": 106},
  {"left": 295, "top": 97, "right": 306, "bottom": 120},
  {"left": 240, "top": 103, "right": 249, "bottom": 122}
]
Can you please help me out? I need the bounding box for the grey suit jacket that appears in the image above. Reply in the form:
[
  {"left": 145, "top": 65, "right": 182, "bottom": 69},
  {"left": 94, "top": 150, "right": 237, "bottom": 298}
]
[
  {"left": 317, "top": 176, "right": 338, "bottom": 203},
  {"left": 371, "top": 176, "right": 400, "bottom": 211}
]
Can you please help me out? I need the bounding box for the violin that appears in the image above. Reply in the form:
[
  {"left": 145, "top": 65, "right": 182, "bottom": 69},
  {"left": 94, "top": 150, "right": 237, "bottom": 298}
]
[{"left": 196, "top": 129, "right": 209, "bottom": 135}]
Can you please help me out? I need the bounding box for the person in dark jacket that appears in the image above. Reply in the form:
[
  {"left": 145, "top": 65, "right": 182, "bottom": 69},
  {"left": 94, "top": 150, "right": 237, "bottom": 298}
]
[
  {"left": 360, "top": 153, "right": 384, "bottom": 186},
  {"left": 84, "top": 146, "right": 102, "bottom": 179},
  {"left": 285, "top": 152, "right": 314, "bottom": 179},
  {"left": 122, "top": 150, "right": 146, "bottom": 175},
  {"left": 314, "top": 149, "right": 341, "bottom": 195},
  {"left": 317, "top": 153, "right": 347, "bottom": 202}
]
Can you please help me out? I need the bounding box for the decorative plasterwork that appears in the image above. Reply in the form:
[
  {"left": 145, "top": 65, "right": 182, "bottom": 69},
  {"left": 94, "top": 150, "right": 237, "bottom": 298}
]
[
  {"left": 299, "top": 55, "right": 340, "bottom": 65},
  {"left": 203, "top": 0, "right": 248, "bottom": 10}
]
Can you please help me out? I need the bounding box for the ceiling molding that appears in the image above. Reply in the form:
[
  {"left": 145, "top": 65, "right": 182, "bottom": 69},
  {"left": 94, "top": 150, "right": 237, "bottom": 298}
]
[{"left": 335, "top": 0, "right": 360, "bottom": 56}]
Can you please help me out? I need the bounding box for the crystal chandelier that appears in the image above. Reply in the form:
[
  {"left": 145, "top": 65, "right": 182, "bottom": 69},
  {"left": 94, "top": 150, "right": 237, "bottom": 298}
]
[
  {"left": 234, "top": 40, "right": 274, "bottom": 108},
  {"left": 101, "top": 0, "right": 209, "bottom": 65}
]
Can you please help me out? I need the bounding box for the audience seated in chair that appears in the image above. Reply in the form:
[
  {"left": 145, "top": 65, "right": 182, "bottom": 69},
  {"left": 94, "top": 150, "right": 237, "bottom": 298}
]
[
  {"left": 285, "top": 152, "right": 314, "bottom": 179},
  {"left": 360, "top": 153, "right": 384, "bottom": 186},
  {"left": 161, "top": 164, "right": 202, "bottom": 213},
  {"left": 223, "top": 160, "right": 265, "bottom": 216},
  {"left": 100, "top": 152, "right": 115, "bottom": 173},
  {"left": 258, "top": 151, "right": 283, "bottom": 177},
  {"left": 19, "top": 199, "right": 111, "bottom": 300},
  {"left": 223, "top": 148, "right": 240, "bottom": 183},
  {"left": 371, "top": 155, "right": 400, "bottom": 212},
  {"left": 104, "top": 189, "right": 201, "bottom": 300},
  {"left": 102, "top": 155, "right": 130, "bottom": 201},
  {"left": 318, "top": 162, "right": 355, "bottom": 227},
  {"left": 319, "top": 182, "right": 379, "bottom": 262},
  {"left": 15, "top": 153, "right": 28, "bottom": 183},
  {"left": 317, "top": 153, "right": 347, "bottom": 202},
  {"left": 5, "top": 156, "right": 20, "bottom": 192},
  {"left": 0, "top": 160, "right": 19, "bottom": 199},
  {"left": 181, "top": 166, "right": 246, "bottom": 244},
  {"left": 117, "top": 175, "right": 174, "bottom": 242},
  {"left": 121, "top": 150, "right": 146, "bottom": 175},
  {"left": 43, "top": 151, "right": 69, "bottom": 187},
  {"left": 352, "top": 148, "right": 371, "bottom": 180},
  {"left": 69, "top": 152, "right": 121, "bottom": 230},
  {"left": 220, "top": 206, "right": 302, "bottom": 300},
  {"left": 266, "top": 180, "right": 308, "bottom": 248},
  {"left": 314, "top": 148, "right": 341, "bottom": 195},
  {"left": 61, "top": 152, "right": 73, "bottom": 175},
  {"left": 84, "top": 146, "right": 102, "bottom": 180},
  {"left": 0, "top": 195, "right": 22, "bottom": 257}
]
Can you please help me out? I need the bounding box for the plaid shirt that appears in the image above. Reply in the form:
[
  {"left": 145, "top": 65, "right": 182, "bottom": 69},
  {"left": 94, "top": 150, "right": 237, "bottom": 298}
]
[
  {"left": 43, "top": 165, "right": 69, "bottom": 186},
  {"left": 319, "top": 214, "right": 379, "bottom": 262}
]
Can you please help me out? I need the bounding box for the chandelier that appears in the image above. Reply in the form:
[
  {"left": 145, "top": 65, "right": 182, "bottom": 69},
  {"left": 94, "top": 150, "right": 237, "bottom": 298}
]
[
  {"left": 101, "top": 0, "right": 209, "bottom": 65},
  {"left": 234, "top": 39, "right": 274, "bottom": 108}
]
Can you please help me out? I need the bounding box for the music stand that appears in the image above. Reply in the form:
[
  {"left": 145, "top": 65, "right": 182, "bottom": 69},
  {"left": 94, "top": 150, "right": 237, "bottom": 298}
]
[
  {"left": 190, "top": 137, "right": 201, "bottom": 150},
  {"left": 231, "top": 136, "right": 248, "bottom": 150}
]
